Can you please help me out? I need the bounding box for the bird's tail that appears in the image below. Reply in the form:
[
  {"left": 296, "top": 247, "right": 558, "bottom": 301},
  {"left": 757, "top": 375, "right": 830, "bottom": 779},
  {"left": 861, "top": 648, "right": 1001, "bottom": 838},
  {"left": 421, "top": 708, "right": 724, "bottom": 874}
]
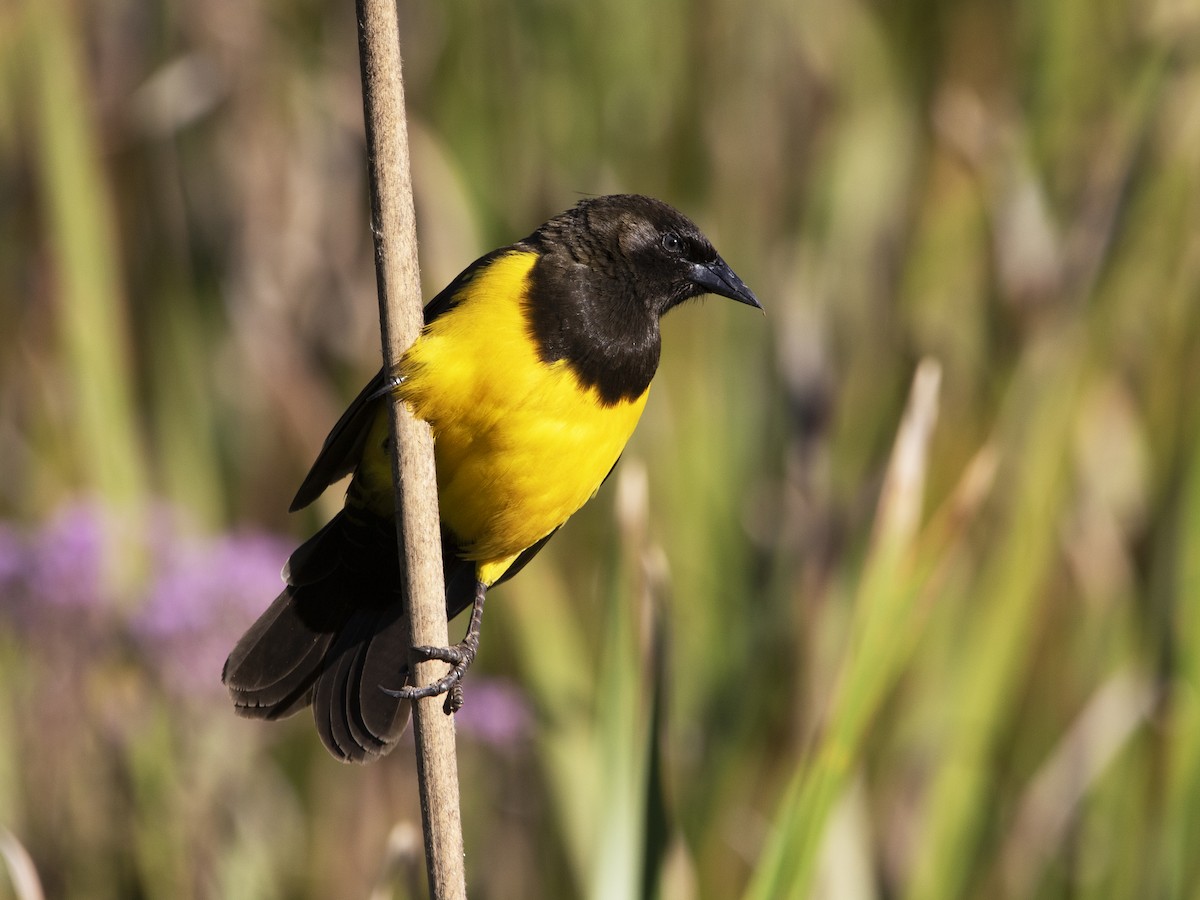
[{"left": 222, "top": 504, "right": 415, "bottom": 763}]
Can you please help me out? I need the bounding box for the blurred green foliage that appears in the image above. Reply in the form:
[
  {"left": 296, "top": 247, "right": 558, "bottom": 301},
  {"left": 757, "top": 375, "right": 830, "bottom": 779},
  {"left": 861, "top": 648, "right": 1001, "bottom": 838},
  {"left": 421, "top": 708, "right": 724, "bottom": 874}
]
[{"left": 2, "top": 0, "right": 1200, "bottom": 897}]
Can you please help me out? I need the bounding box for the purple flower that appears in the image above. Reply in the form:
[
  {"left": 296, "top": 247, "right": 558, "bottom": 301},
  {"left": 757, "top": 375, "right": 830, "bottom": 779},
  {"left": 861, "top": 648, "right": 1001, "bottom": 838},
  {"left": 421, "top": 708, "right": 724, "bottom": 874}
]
[
  {"left": 1, "top": 500, "right": 538, "bottom": 737},
  {"left": 0, "top": 500, "right": 298, "bottom": 704},
  {"left": 23, "top": 501, "right": 110, "bottom": 612},
  {"left": 134, "top": 528, "right": 292, "bottom": 698},
  {"left": 0, "top": 502, "right": 115, "bottom": 633},
  {"left": 0, "top": 521, "right": 24, "bottom": 590},
  {"left": 454, "top": 678, "right": 534, "bottom": 749}
]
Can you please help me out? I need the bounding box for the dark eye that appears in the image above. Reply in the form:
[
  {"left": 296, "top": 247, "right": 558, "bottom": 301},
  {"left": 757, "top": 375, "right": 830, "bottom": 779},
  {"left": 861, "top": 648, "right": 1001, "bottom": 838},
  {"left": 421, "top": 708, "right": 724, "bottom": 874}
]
[{"left": 661, "top": 232, "right": 684, "bottom": 255}]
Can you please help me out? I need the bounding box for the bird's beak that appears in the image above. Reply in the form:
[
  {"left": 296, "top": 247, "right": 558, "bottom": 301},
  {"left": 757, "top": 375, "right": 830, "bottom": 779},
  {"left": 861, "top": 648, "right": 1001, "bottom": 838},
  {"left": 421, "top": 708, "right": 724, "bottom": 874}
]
[{"left": 691, "top": 258, "right": 762, "bottom": 310}]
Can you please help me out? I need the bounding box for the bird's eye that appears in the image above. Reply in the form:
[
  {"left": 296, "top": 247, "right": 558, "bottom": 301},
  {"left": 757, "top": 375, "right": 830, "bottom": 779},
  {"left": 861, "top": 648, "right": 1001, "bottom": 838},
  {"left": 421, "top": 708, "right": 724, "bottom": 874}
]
[{"left": 661, "top": 232, "right": 684, "bottom": 255}]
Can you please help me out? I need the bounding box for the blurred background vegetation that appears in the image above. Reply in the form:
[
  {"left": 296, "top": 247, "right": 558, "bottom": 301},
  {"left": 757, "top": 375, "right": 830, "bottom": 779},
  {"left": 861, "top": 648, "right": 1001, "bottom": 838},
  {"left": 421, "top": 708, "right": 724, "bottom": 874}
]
[{"left": 2, "top": 0, "right": 1200, "bottom": 897}]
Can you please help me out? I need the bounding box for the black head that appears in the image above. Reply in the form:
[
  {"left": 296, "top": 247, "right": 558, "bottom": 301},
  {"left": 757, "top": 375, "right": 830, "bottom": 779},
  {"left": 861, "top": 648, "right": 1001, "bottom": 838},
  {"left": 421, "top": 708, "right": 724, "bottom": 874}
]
[
  {"left": 530, "top": 194, "right": 761, "bottom": 319},
  {"left": 520, "top": 194, "right": 760, "bottom": 405}
]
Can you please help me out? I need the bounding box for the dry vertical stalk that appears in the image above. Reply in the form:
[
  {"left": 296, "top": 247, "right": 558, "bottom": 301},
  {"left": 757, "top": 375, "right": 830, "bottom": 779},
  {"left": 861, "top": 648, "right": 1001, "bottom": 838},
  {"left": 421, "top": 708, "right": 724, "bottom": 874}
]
[{"left": 354, "top": 0, "right": 468, "bottom": 897}]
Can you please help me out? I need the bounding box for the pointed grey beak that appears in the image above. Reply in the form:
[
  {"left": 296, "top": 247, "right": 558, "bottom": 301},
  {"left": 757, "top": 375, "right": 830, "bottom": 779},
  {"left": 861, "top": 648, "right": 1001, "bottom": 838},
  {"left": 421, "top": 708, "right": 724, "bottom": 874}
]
[{"left": 691, "top": 257, "right": 762, "bottom": 310}]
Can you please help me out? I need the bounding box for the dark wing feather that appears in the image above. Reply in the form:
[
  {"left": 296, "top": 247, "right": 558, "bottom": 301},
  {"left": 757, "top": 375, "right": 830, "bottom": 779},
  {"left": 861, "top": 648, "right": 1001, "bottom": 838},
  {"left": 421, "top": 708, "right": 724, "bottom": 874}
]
[
  {"left": 492, "top": 528, "right": 559, "bottom": 587},
  {"left": 290, "top": 371, "right": 388, "bottom": 512},
  {"left": 439, "top": 526, "right": 557, "bottom": 620}
]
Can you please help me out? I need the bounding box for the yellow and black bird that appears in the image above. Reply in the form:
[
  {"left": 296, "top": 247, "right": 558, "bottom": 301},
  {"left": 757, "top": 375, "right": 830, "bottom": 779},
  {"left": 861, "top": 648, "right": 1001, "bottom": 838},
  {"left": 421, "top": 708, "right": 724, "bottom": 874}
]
[{"left": 223, "top": 194, "right": 760, "bottom": 762}]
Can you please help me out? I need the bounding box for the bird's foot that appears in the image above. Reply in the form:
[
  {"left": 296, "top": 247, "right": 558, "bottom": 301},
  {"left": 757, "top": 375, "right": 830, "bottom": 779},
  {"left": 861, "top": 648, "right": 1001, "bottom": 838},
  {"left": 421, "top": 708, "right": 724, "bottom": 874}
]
[
  {"left": 383, "top": 580, "right": 486, "bottom": 715},
  {"left": 385, "top": 635, "right": 478, "bottom": 713}
]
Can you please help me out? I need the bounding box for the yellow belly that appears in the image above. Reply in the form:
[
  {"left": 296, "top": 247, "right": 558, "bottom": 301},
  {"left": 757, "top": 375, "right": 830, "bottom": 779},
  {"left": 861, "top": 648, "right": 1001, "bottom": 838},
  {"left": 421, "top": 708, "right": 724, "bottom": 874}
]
[{"left": 387, "top": 251, "right": 649, "bottom": 584}]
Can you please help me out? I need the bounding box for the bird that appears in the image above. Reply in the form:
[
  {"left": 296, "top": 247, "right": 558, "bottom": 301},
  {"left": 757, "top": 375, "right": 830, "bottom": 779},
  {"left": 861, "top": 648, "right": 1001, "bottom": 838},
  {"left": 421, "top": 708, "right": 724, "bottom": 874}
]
[{"left": 223, "top": 194, "right": 761, "bottom": 762}]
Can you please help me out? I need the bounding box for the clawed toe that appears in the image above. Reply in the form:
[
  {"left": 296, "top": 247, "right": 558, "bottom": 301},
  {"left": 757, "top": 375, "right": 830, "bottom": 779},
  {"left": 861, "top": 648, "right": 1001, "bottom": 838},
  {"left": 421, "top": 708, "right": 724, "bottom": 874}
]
[
  {"left": 412, "top": 643, "right": 468, "bottom": 666},
  {"left": 380, "top": 580, "right": 487, "bottom": 713}
]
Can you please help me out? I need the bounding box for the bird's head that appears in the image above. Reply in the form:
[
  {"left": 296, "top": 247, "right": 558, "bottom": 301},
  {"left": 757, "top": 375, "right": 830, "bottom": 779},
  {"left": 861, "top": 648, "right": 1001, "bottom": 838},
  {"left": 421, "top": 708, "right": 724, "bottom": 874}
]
[{"left": 538, "top": 194, "right": 762, "bottom": 319}]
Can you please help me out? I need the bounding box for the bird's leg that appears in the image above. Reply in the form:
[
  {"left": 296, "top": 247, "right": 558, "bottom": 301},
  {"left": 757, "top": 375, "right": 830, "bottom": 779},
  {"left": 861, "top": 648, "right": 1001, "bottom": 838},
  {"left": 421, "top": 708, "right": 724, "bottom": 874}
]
[{"left": 385, "top": 579, "right": 486, "bottom": 714}]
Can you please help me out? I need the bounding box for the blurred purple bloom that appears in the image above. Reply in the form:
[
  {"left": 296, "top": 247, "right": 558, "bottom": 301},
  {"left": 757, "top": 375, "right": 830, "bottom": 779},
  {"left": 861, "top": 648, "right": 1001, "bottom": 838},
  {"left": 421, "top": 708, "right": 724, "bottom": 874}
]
[
  {"left": 0, "top": 500, "right": 294, "bottom": 700},
  {"left": 24, "top": 501, "right": 110, "bottom": 611},
  {"left": 1, "top": 500, "right": 536, "bottom": 734},
  {"left": 134, "top": 528, "right": 291, "bottom": 697},
  {"left": 0, "top": 501, "right": 113, "bottom": 633},
  {"left": 0, "top": 521, "right": 27, "bottom": 628},
  {"left": 454, "top": 678, "right": 534, "bottom": 749},
  {"left": 0, "top": 521, "right": 23, "bottom": 588}
]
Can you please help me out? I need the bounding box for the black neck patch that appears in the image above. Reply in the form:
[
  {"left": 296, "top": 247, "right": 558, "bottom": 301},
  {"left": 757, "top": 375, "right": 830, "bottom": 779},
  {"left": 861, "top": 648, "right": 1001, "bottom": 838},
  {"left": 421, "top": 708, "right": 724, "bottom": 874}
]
[
  {"left": 507, "top": 194, "right": 748, "bottom": 407},
  {"left": 521, "top": 245, "right": 661, "bottom": 406}
]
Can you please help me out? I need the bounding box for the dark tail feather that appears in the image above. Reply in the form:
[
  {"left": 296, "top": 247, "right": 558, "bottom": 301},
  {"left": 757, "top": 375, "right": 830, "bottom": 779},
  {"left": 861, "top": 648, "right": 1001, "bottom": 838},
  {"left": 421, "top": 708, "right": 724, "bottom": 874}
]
[
  {"left": 312, "top": 599, "right": 410, "bottom": 760},
  {"left": 222, "top": 508, "right": 413, "bottom": 763}
]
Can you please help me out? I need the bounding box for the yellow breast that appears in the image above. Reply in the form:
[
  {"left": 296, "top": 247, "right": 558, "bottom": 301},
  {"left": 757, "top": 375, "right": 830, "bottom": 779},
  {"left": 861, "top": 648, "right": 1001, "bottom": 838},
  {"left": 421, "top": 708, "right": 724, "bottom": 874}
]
[{"left": 396, "top": 251, "right": 649, "bottom": 583}]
